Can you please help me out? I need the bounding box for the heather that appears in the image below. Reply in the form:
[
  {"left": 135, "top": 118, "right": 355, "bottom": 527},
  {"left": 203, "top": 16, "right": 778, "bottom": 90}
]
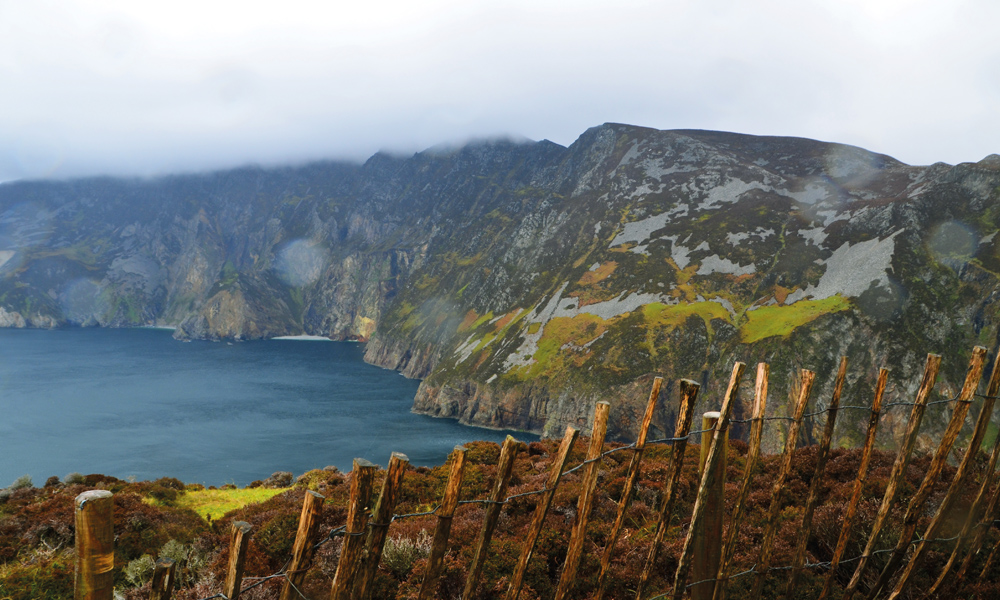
[{"left": 0, "top": 438, "right": 996, "bottom": 599}]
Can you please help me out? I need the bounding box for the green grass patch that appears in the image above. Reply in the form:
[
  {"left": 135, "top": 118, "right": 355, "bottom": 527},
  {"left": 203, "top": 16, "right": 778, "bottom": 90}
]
[
  {"left": 642, "top": 301, "right": 731, "bottom": 329},
  {"left": 740, "top": 295, "right": 851, "bottom": 344},
  {"left": 172, "top": 487, "right": 290, "bottom": 521}
]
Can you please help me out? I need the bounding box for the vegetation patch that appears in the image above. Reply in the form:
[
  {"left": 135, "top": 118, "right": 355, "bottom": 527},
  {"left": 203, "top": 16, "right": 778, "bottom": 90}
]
[
  {"left": 166, "top": 487, "right": 290, "bottom": 521},
  {"left": 643, "top": 300, "right": 731, "bottom": 331},
  {"left": 577, "top": 261, "right": 617, "bottom": 286},
  {"left": 515, "top": 313, "right": 609, "bottom": 379},
  {"left": 740, "top": 295, "right": 851, "bottom": 344}
]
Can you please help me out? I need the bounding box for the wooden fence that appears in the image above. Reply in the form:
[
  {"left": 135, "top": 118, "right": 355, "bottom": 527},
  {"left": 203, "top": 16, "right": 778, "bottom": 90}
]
[{"left": 72, "top": 345, "right": 1000, "bottom": 599}]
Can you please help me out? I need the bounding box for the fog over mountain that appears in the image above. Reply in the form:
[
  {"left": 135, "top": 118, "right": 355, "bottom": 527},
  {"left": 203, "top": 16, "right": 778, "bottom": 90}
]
[{"left": 2, "top": 1, "right": 999, "bottom": 182}]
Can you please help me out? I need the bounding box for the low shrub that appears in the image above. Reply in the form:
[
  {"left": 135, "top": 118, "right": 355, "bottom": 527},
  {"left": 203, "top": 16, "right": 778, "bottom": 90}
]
[{"left": 10, "top": 475, "right": 32, "bottom": 490}]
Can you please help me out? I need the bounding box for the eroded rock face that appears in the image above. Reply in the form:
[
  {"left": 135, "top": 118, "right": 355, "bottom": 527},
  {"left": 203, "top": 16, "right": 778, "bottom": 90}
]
[{"left": 1, "top": 124, "right": 999, "bottom": 445}]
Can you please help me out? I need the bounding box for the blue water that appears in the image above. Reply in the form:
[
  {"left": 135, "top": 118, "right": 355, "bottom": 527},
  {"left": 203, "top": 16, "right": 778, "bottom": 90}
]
[{"left": 0, "top": 328, "right": 534, "bottom": 486}]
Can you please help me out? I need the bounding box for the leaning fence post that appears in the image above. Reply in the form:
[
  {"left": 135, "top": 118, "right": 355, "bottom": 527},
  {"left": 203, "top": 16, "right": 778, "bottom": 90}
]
[
  {"left": 841, "top": 353, "right": 941, "bottom": 600},
  {"left": 75, "top": 490, "right": 114, "bottom": 600},
  {"left": 865, "top": 346, "right": 986, "bottom": 600},
  {"left": 418, "top": 446, "right": 468, "bottom": 600},
  {"left": 595, "top": 377, "right": 662, "bottom": 600},
  {"left": 223, "top": 521, "right": 253, "bottom": 600},
  {"left": 893, "top": 347, "right": 999, "bottom": 599},
  {"left": 747, "top": 368, "right": 815, "bottom": 600},
  {"left": 712, "top": 362, "right": 769, "bottom": 600},
  {"left": 463, "top": 436, "right": 520, "bottom": 600},
  {"left": 691, "top": 411, "right": 728, "bottom": 600},
  {"left": 331, "top": 459, "right": 377, "bottom": 600},
  {"left": 818, "top": 367, "right": 888, "bottom": 600},
  {"left": 505, "top": 425, "right": 580, "bottom": 600},
  {"left": 635, "top": 379, "right": 699, "bottom": 600},
  {"left": 354, "top": 452, "right": 409, "bottom": 600},
  {"left": 554, "top": 401, "right": 611, "bottom": 600},
  {"left": 937, "top": 351, "right": 1000, "bottom": 596},
  {"left": 672, "top": 361, "right": 746, "bottom": 600},
  {"left": 149, "top": 558, "right": 175, "bottom": 600},
  {"left": 279, "top": 490, "right": 326, "bottom": 600},
  {"left": 785, "top": 356, "right": 847, "bottom": 598}
]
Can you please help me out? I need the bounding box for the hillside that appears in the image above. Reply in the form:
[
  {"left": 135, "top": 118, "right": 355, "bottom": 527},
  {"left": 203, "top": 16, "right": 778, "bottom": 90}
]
[
  {"left": 1, "top": 437, "right": 996, "bottom": 599},
  {"left": 1, "top": 124, "right": 1000, "bottom": 445}
]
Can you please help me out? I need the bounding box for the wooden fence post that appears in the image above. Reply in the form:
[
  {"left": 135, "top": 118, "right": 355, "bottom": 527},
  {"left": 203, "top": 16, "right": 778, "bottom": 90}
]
[
  {"left": 505, "top": 425, "right": 580, "bottom": 600},
  {"left": 354, "top": 452, "right": 409, "bottom": 600},
  {"left": 149, "top": 558, "right": 175, "bottom": 600},
  {"left": 463, "top": 436, "right": 520, "bottom": 600},
  {"left": 747, "top": 368, "right": 815, "bottom": 600},
  {"left": 841, "top": 353, "right": 941, "bottom": 600},
  {"left": 74, "top": 489, "right": 114, "bottom": 600},
  {"left": 672, "top": 362, "right": 746, "bottom": 600},
  {"left": 785, "top": 356, "right": 847, "bottom": 598},
  {"left": 919, "top": 349, "right": 1000, "bottom": 598},
  {"left": 691, "top": 411, "right": 727, "bottom": 600},
  {"left": 864, "top": 346, "right": 986, "bottom": 600},
  {"left": 712, "top": 362, "right": 769, "bottom": 600},
  {"left": 554, "top": 401, "right": 611, "bottom": 600},
  {"left": 595, "top": 377, "right": 662, "bottom": 600},
  {"left": 331, "top": 459, "right": 377, "bottom": 600},
  {"left": 932, "top": 354, "right": 1000, "bottom": 596},
  {"left": 418, "top": 446, "right": 468, "bottom": 600},
  {"left": 279, "top": 490, "right": 326, "bottom": 600},
  {"left": 818, "top": 367, "right": 888, "bottom": 600},
  {"left": 635, "top": 379, "right": 699, "bottom": 600},
  {"left": 223, "top": 521, "right": 253, "bottom": 600}
]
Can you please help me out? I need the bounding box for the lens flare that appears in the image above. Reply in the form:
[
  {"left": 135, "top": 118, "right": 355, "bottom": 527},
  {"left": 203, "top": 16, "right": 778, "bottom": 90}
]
[
  {"left": 927, "top": 220, "right": 976, "bottom": 268},
  {"left": 60, "top": 279, "right": 110, "bottom": 325},
  {"left": 823, "top": 145, "right": 882, "bottom": 189},
  {"left": 273, "top": 239, "right": 328, "bottom": 287}
]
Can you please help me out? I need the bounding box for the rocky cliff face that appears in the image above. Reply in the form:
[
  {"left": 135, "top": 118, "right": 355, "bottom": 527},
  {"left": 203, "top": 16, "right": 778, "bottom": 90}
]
[{"left": 2, "top": 124, "right": 999, "bottom": 447}]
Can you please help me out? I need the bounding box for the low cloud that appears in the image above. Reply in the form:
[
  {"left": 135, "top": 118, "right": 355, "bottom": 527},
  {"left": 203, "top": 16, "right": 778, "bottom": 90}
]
[{"left": 1, "top": 0, "right": 997, "bottom": 182}]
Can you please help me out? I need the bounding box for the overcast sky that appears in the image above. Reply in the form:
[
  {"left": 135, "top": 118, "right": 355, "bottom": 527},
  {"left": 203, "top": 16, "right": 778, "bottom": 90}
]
[{"left": 1, "top": 0, "right": 997, "bottom": 182}]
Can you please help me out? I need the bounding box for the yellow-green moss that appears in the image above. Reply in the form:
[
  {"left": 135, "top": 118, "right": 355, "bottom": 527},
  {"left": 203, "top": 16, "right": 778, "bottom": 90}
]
[
  {"left": 515, "top": 314, "right": 608, "bottom": 379},
  {"left": 740, "top": 295, "right": 851, "bottom": 344},
  {"left": 171, "top": 487, "right": 290, "bottom": 521}
]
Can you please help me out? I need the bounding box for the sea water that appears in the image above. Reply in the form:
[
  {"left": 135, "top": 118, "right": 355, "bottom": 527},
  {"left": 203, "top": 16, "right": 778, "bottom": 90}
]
[{"left": 0, "top": 327, "right": 535, "bottom": 486}]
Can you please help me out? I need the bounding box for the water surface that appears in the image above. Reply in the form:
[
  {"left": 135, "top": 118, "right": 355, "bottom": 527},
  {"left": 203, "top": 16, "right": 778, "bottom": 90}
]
[{"left": 0, "top": 328, "right": 533, "bottom": 486}]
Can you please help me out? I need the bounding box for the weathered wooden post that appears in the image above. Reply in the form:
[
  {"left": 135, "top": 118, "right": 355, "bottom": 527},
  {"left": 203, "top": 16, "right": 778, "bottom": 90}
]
[
  {"left": 635, "top": 379, "right": 699, "bottom": 600},
  {"left": 463, "top": 436, "right": 520, "bottom": 600},
  {"left": 785, "top": 356, "right": 847, "bottom": 598},
  {"left": 74, "top": 490, "right": 114, "bottom": 600},
  {"left": 747, "top": 368, "right": 815, "bottom": 600},
  {"left": 418, "top": 446, "right": 468, "bottom": 600},
  {"left": 818, "top": 367, "right": 887, "bottom": 600},
  {"left": 223, "top": 521, "right": 253, "bottom": 600},
  {"left": 841, "top": 353, "right": 941, "bottom": 600},
  {"left": 331, "top": 459, "right": 377, "bottom": 600},
  {"left": 911, "top": 349, "right": 1000, "bottom": 599},
  {"left": 712, "top": 362, "right": 769, "bottom": 600},
  {"left": 149, "top": 558, "right": 175, "bottom": 600},
  {"left": 279, "top": 490, "right": 326, "bottom": 600},
  {"left": 595, "top": 377, "right": 661, "bottom": 600},
  {"left": 354, "top": 452, "right": 409, "bottom": 600},
  {"left": 505, "top": 426, "right": 579, "bottom": 600},
  {"left": 865, "top": 346, "right": 986, "bottom": 600},
  {"left": 691, "top": 411, "right": 727, "bottom": 600},
  {"left": 672, "top": 362, "right": 746, "bottom": 600},
  {"left": 554, "top": 401, "right": 611, "bottom": 600}
]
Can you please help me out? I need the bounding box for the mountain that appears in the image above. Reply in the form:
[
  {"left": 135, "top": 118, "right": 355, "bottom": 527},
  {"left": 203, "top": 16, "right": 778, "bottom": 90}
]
[{"left": 2, "top": 124, "right": 999, "bottom": 448}]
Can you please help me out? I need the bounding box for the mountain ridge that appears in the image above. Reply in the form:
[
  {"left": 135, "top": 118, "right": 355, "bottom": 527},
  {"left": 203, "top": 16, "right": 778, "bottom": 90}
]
[{"left": 1, "top": 123, "right": 999, "bottom": 449}]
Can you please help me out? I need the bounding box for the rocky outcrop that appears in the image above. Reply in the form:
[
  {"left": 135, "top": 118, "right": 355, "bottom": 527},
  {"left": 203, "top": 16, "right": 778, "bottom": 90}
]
[{"left": 1, "top": 124, "right": 1000, "bottom": 445}]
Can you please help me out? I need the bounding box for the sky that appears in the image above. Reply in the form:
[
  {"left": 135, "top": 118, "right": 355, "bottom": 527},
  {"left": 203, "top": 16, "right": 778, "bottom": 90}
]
[{"left": 1, "top": 0, "right": 997, "bottom": 182}]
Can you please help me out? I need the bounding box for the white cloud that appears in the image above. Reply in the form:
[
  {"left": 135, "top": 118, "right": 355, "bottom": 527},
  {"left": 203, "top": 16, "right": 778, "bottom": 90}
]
[{"left": 0, "top": 0, "right": 997, "bottom": 181}]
